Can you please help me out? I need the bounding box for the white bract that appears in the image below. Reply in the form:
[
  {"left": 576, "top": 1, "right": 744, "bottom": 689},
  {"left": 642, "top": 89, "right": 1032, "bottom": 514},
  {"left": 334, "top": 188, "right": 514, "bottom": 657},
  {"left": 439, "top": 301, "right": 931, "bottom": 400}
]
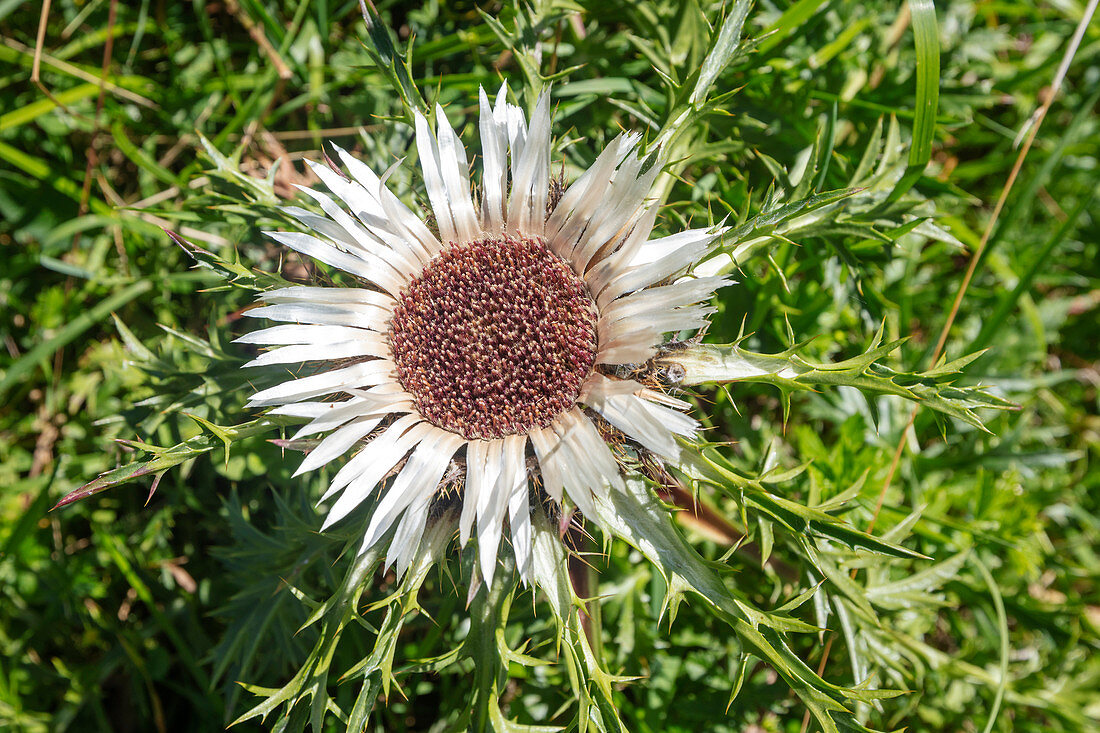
[{"left": 240, "top": 84, "right": 728, "bottom": 587}]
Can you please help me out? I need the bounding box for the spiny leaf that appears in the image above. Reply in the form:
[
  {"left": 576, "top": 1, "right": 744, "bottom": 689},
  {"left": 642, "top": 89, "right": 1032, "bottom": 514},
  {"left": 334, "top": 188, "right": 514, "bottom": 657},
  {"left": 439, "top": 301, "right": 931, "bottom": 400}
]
[
  {"left": 53, "top": 418, "right": 284, "bottom": 509},
  {"left": 660, "top": 340, "right": 1017, "bottom": 432},
  {"left": 591, "top": 475, "right": 885, "bottom": 733},
  {"left": 357, "top": 0, "right": 426, "bottom": 121},
  {"left": 684, "top": 446, "right": 928, "bottom": 561},
  {"left": 166, "top": 228, "right": 293, "bottom": 291},
  {"left": 531, "top": 515, "right": 630, "bottom": 733}
]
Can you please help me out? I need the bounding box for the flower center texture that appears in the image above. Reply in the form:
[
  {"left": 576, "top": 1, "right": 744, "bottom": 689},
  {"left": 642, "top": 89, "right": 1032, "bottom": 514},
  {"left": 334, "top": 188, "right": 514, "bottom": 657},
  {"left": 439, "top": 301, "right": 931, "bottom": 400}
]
[{"left": 388, "top": 235, "right": 599, "bottom": 440}]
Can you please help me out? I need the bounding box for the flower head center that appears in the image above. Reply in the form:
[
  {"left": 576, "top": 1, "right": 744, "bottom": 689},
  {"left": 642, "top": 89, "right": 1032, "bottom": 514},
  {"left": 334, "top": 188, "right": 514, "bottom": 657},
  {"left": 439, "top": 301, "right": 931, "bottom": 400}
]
[{"left": 388, "top": 235, "right": 598, "bottom": 440}]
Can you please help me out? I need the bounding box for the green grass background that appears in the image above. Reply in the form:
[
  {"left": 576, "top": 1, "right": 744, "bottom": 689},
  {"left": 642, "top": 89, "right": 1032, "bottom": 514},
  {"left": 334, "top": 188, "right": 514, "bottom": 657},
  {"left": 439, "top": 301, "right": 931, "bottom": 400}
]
[{"left": 1, "top": 0, "right": 1098, "bottom": 730}]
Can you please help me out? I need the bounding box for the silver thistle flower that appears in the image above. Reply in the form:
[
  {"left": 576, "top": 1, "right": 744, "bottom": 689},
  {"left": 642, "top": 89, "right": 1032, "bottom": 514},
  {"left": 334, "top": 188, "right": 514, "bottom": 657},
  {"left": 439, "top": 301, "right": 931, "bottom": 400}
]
[{"left": 239, "top": 84, "right": 727, "bottom": 586}]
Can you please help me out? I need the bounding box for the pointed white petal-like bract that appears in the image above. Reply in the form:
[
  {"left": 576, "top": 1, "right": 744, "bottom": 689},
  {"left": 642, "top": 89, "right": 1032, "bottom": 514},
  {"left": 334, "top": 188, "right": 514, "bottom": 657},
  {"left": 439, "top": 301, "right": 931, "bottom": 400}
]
[
  {"left": 569, "top": 154, "right": 661, "bottom": 274},
  {"left": 478, "top": 85, "right": 508, "bottom": 235},
  {"left": 386, "top": 498, "right": 429, "bottom": 576},
  {"left": 375, "top": 182, "right": 441, "bottom": 263},
  {"left": 331, "top": 144, "right": 440, "bottom": 262},
  {"left": 240, "top": 338, "right": 388, "bottom": 368},
  {"left": 595, "top": 227, "right": 724, "bottom": 309},
  {"left": 235, "top": 324, "right": 371, "bottom": 346},
  {"left": 583, "top": 203, "right": 659, "bottom": 295},
  {"left": 264, "top": 231, "right": 406, "bottom": 298},
  {"left": 508, "top": 477, "right": 533, "bottom": 583},
  {"left": 550, "top": 409, "right": 624, "bottom": 519},
  {"left": 505, "top": 436, "right": 533, "bottom": 582},
  {"left": 477, "top": 434, "right": 526, "bottom": 586},
  {"left": 361, "top": 427, "right": 464, "bottom": 552},
  {"left": 321, "top": 415, "right": 431, "bottom": 526},
  {"left": 433, "top": 103, "right": 481, "bottom": 245},
  {"left": 243, "top": 302, "right": 391, "bottom": 330},
  {"left": 415, "top": 106, "right": 482, "bottom": 246},
  {"left": 291, "top": 181, "right": 421, "bottom": 279},
  {"left": 283, "top": 205, "right": 360, "bottom": 250},
  {"left": 528, "top": 426, "right": 565, "bottom": 505},
  {"left": 627, "top": 225, "right": 728, "bottom": 269},
  {"left": 246, "top": 360, "right": 394, "bottom": 407},
  {"left": 596, "top": 306, "right": 714, "bottom": 365},
  {"left": 500, "top": 88, "right": 528, "bottom": 176},
  {"left": 277, "top": 389, "right": 411, "bottom": 441},
  {"left": 582, "top": 374, "right": 697, "bottom": 461},
  {"left": 294, "top": 416, "right": 384, "bottom": 476},
  {"left": 258, "top": 285, "right": 394, "bottom": 308},
  {"left": 472, "top": 439, "right": 506, "bottom": 585},
  {"left": 545, "top": 133, "right": 637, "bottom": 259},
  {"left": 414, "top": 110, "right": 459, "bottom": 244},
  {"left": 598, "top": 277, "right": 729, "bottom": 339},
  {"left": 507, "top": 90, "right": 551, "bottom": 238},
  {"left": 305, "top": 161, "right": 375, "bottom": 223},
  {"left": 460, "top": 440, "right": 492, "bottom": 547}
]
